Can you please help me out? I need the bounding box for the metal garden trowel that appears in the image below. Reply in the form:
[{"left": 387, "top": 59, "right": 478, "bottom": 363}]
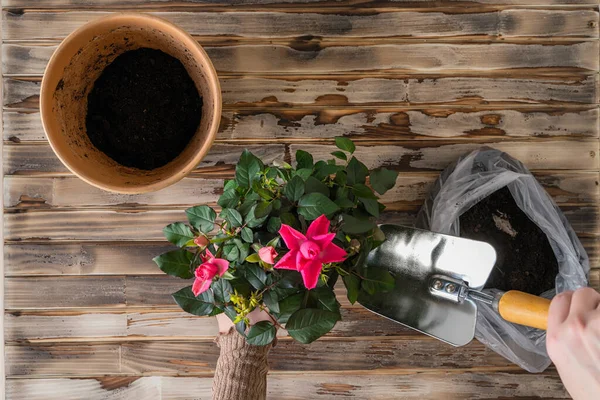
[{"left": 359, "top": 225, "right": 551, "bottom": 347}]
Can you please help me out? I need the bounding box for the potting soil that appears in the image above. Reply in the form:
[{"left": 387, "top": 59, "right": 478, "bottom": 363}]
[
  {"left": 459, "top": 187, "right": 559, "bottom": 294},
  {"left": 86, "top": 48, "right": 202, "bottom": 170}
]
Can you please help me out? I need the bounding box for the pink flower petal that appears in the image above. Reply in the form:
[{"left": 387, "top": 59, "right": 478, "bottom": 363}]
[
  {"left": 319, "top": 242, "right": 348, "bottom": 264},
  {"left": 258, "top": 246, "right": 277, "bottom": 264},
  {"left": 300, "top": 259, "right": 323, "bottom": 290},
  {"left": 212, "top": 259, "right": 230, "bottom": 276},
  {"left": 192, "top": 278, "right": 212, "bottom": 296},
  {"left": 279, "top": 224, "right": 306, "bottom": 250},
  {"left": 306, "top": 214, "right": 330, "bottom": 239},
  {"left": 310, "top": 233, "right": 335, "bottom": 250},
  {"left": 273, "top": 250, "right": 299, "bottom": 270}
]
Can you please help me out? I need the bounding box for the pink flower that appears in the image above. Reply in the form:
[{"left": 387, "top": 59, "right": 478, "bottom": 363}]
[
  {"left": 258, "top": 246, "right": 278, "bottom": 264},
  {"left": 192, "top": 249, "right": 229, "bottom": 296},
  {"left": 194, "top": 235, "right": 209, "bottom": 248},
  {"left": 274, "top": 214, "right": 347, "bottom": 289}
]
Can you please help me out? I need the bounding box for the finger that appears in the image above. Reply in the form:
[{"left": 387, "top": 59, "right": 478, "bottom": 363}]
[
  {"left": 548, "top": 291, "right": 573, "bottom": 331},
  {"left": 569, "top": 287, "right": 600, "bottom": 315}
]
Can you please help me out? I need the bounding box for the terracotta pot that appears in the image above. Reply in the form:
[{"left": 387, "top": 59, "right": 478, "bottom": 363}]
[{"left": 40, "top": 14, "right": 221, "bottom": 194}]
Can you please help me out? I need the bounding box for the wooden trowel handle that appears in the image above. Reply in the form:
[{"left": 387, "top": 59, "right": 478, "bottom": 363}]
[{"left": 496, "top": 290, "right": 551, "bottom": 330}]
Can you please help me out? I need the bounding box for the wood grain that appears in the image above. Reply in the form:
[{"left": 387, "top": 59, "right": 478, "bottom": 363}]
[
  {"left": 4, "top": 140, "right": 599, "bottom": 178},
  {"left": 5, "top": 338, "right": 521, "bottom": 377},
  {"left": 6, "top": 373, "right": 570, "bottom": 400},
  {"left": 2, "top": 0, "right": 599, "bottom": 7},
  {"left": 6, "top": 75, "right": 599, "bottom": 109},
  {"left": 3, "top": 10, "right": 598, "bottom": 41},
  {"left": 5, "top": 170, "right": 598, "bottom": 210},
  {"left": 5, "top": 108, "right": 599, "bottom": 146},
  {"left": 5, "top": 307, "right": 415, "bottom": 342},
  {"left": 4, "top": 42, "right": 598, "bottom": 76},
  {"left": 4, "top": 204, "right": 599, "bottom": 242},
  {"left": 5, "top": 270, "right": 599, "bottom": 311},
  {"left": 5, "top": 235, "right": 598, "bottom": 277}
]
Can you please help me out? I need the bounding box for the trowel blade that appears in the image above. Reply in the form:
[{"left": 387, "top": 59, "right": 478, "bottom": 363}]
[{"left": 359, "top": 225, "right": 497, "bottom": 346}]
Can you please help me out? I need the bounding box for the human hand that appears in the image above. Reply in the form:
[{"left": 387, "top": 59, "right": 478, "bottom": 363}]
[
  {"left": 547, "top": 287, "right": 600, "bottom": 400},
  {"left": 216, "top": 308, "right": 274, "bottom": 334}
]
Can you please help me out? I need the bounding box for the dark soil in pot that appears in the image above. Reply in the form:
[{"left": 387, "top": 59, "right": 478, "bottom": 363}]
[
  {"left": 459, "top": 187, "right": 558, "bottom": 295},
  {"left": 86, "top": 48, "right": 202, "bottom": 170}
]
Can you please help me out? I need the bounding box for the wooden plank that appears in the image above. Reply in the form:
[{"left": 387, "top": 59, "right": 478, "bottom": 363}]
[
  {"left": 4, "top": 140, "right": 599, "bottom": 178},
  {"left": 3, "top": 10, "right": 598, "bottom": 41},
  {"left": 4, "top": 307, "right": 413, "bottom": 342},
  {"left": 5, "top": 170, "right": 598, "bottom": 210},
  {"left": 4, "top": 42, "right": 598, "bottom": 76},
  {"left": 5, "top": 108, "right": 599, "bottom": 146},
  {"left": 3, "top": 143, "right": 285, "bottom": 176},
  {"left": 6, "top": 373, "right": 569, "bottom": 400},
  {"left": 5, "top": 235, "right": 598, "bottom": 277},
  {"left": 6, "top": 338, "right": 519, "bottom": 377},
  {"left": 4, "top": 203, "right": 599, "bottom": 242},
  {"left": 6, "top": 269, "right": 599, "bottom": 311},
  {"left": 5, "top": 344, "right": 122, "bottom": 376},
  {"left": 3, "top": 176, "right": 225, "bottom": 208},
  {"left": 6, "top": 75, "right": 599, "bottom": 110},
  {"left": 4, "top": 243, "right": 173, "bottom": 275},
  {"left": 2, "top": 0, "right": 599, "bottom": 8},
  {"left": 4, "top": 276, "right": 126, "bottom": 309}
]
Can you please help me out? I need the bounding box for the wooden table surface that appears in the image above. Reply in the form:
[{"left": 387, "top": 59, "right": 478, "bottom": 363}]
[{"left": 2, "top": 0, "right": 600, "bottom": 399}]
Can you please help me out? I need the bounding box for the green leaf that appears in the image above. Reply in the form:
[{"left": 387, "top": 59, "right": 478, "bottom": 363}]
[
  {"left": 246, "top": 204, "right": 270, "bottom": 228},
  {"left": 224, "top": 305, "right": 247, "bottom": 337},
  {"left": 334, "top": 186, "right": 355, "bottom": 208},
  {"left": 153, "top": 249, "right": 194, "bottom": 279},
  {"left": 246, "top": 321, "right": 276, "bottom": 346},
  {"left": 280, "top": 212, "right": 297, "bottom": 228},
  {"left": 212, "top": 279, "right": 233, "bottom": 303},
  {"left": 284, "top": 175, "right": 305, "bottom": 202},
  {"left": 295, "top": 168, "right": 313, "bottom": 181},
  {"left": 286, "top": 309, "right": 340, "bottom": 344},
  {"left": 275, "top": 292, "right": 304, "bottom": 324},
  {"left": 186, "top": 205, "right": 217, "bottom": 233},
  {"left": 340, "top": 214, "right": 376, "bottom": 234},
  {"left": 224, "top": 179, "right": 238, "bottom": 192},
  {"left": 335, "top": 137, "right": 356, "bottom": 154},
  {"left": 313, "top": 161, "right": 340, "bottom": 181},
  {"left": 222, "top": 271, "right": 236, "bottom": 280},
  {"left": 245, "top": 263, "right": 267, "bottom": 290},
  {"left": 217, "top": 189, "right": 240, "bottom": 209},
  {"left": 266, "top": 236, "right": 280, "bottom": 248},
  {"left": 173, "top": 286, "right": 215, "bottom": 316},
  {"left": 223, "top": 243, "right": 240, "bottom": 262},
  {"left": 211, "top": 234, "right": 230, "bottom": 244},
  {"left": 263, "top": 291, "right": 280, "bottom": 313},
  {"left": 304, "top": 176, "right": 330, "bottom": 197},
  {"left": 241, "top": 227, "right": 254, "bottom": 243},
  {"left": 220, "top": 208, "right": 243, "bottom": 228},
  {"left": 234, "top": 238, "right": 250, "bottom": 261},
  {"left": 343, "top": 274, "right": 361, "bottom": 304},
  {"left": 310, "top": 287, "right": 340, "bottom": 313},
  {"left": 331, "top": 151, "right": 347, "bottom": 161},
  {"left": 352, "top": 183, "right": 377, "bottom": 199},
  {"left": 245, "top": 253, "right": 261, "bottom": 263},
  {"left": 236, "top": 150, "right": 263, "bottom": 188},
  {"left": 296, "top": 150, "right": 314, "bottom": 169},
  {"left": 267, "top": 216, "right": 281, "bottom": 233},
  {"left": 359, "top": 197, "right": 380, "bottom": 217},
  {"left": 370, "top": 168, "right": 399, "bottom": 195},
  {"left": 298, "top": 193, "right": 340, "bottom": 220},
  {"left": 254, "top": 201, "right": 273, "bottom": 218},
  {"left": 346, "top": 157, "right": 368, "bottom": 186},
  {"left": 362, "top": 267, "right": 395, "bottom": 295},
  {"left": 252, "top": 181, "right": 274, "bottom": 201},
  {"left": 163, "top": 223, "right": 195, "bottom": 247}
]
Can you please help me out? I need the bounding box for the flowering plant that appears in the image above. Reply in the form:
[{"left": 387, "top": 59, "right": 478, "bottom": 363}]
[{"left": 154, "top": 137, "right": 398, "bottom": 345}]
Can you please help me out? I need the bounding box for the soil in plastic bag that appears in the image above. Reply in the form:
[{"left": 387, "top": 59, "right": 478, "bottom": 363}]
[
  {"left": 459, "top": 187, "right": 559, "bottom": 295},
  {"left": 86, "top": 48, "right": 203, "bottom": 171}
]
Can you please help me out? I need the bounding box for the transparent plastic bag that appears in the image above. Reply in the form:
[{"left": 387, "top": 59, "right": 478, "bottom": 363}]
[{"left": 415, "top": 147, "right": 589, "bottom": 372}]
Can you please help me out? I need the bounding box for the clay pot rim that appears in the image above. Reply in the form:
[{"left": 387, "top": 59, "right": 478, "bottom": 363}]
[{"left": 40, "top": 13, "right": 222, "bottom": 194}]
